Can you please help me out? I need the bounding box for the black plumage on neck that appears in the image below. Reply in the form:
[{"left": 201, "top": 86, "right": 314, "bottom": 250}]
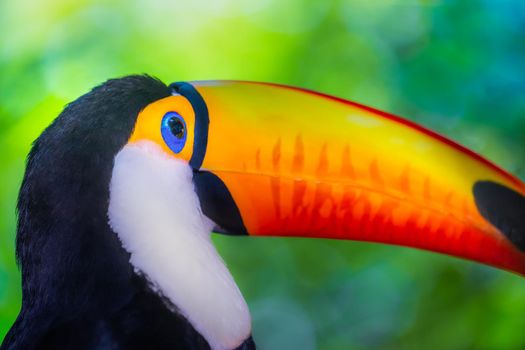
[{"left": 1, "top": 75, "right": 214, "bottom": 349}]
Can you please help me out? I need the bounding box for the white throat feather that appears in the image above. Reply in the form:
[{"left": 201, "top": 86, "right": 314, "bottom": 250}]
[{"left": 108, "top": 141, "right": 251, "bottom": 350}]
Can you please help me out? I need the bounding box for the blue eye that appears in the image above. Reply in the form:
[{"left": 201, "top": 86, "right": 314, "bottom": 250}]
[{"left": 161, "top": 112, "right": 187, "bottom": 153}]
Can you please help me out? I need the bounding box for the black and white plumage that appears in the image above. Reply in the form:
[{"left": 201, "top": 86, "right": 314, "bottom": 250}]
[
  {"left": 6, "top": 72, "right": 525, "bottom": 350},
  {"left": 2, "top": 76, "right": 254, "bottom": 350}
]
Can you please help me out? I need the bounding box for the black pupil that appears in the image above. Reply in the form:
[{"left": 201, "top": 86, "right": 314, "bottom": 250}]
[{"left": 168, "top": 117, "right": 185, "bottom": 139}]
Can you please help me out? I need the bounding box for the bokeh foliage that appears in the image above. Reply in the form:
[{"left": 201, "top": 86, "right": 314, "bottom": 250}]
[{"left": 1, "top": 0, "right": 525, "bottom": 349}]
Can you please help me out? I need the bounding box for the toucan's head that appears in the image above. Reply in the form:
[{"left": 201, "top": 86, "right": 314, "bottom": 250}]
[{"left": 12, "top": 75, "right": 525, "bottom": 350}]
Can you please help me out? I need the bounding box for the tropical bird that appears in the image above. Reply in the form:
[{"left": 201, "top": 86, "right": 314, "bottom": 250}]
[{"left": 2, "top": 75, "right": 525, "bottom": 350}]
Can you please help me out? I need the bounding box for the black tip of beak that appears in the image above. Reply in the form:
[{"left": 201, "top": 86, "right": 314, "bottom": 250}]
[
  {"left": 193, "top": 170, "right": 248, "bottom": 236},
  {"left": 473, "top": 180, "right": 525, "bottom": 251}
]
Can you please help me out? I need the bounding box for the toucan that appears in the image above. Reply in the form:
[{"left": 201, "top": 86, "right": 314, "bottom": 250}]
[{"left": 2, "top": 75, "right": 525, "bottom": 350}]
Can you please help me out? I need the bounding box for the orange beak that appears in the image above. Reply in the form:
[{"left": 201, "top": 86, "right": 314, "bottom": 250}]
[{"left": 141, "top": 80, "right": 525, "bottom": 276}]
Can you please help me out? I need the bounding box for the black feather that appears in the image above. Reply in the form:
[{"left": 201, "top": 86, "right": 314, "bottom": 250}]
[{"left": 1, "top": 75, "right": 217, "bottom": 349}]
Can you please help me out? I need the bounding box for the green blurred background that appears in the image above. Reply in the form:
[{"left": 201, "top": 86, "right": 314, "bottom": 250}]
[{"left": 1, "top": 0, "right": 525, "bottom": 349}]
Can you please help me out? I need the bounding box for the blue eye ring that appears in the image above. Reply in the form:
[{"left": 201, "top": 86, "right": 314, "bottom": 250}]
[{"left": 161, "top": 112, "right": 187, "bottom": 154}]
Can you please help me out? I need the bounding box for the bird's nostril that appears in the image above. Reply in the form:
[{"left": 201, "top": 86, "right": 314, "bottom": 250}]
[{"left": 473, "top": 180, "right": 525, "bottom": 251}]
